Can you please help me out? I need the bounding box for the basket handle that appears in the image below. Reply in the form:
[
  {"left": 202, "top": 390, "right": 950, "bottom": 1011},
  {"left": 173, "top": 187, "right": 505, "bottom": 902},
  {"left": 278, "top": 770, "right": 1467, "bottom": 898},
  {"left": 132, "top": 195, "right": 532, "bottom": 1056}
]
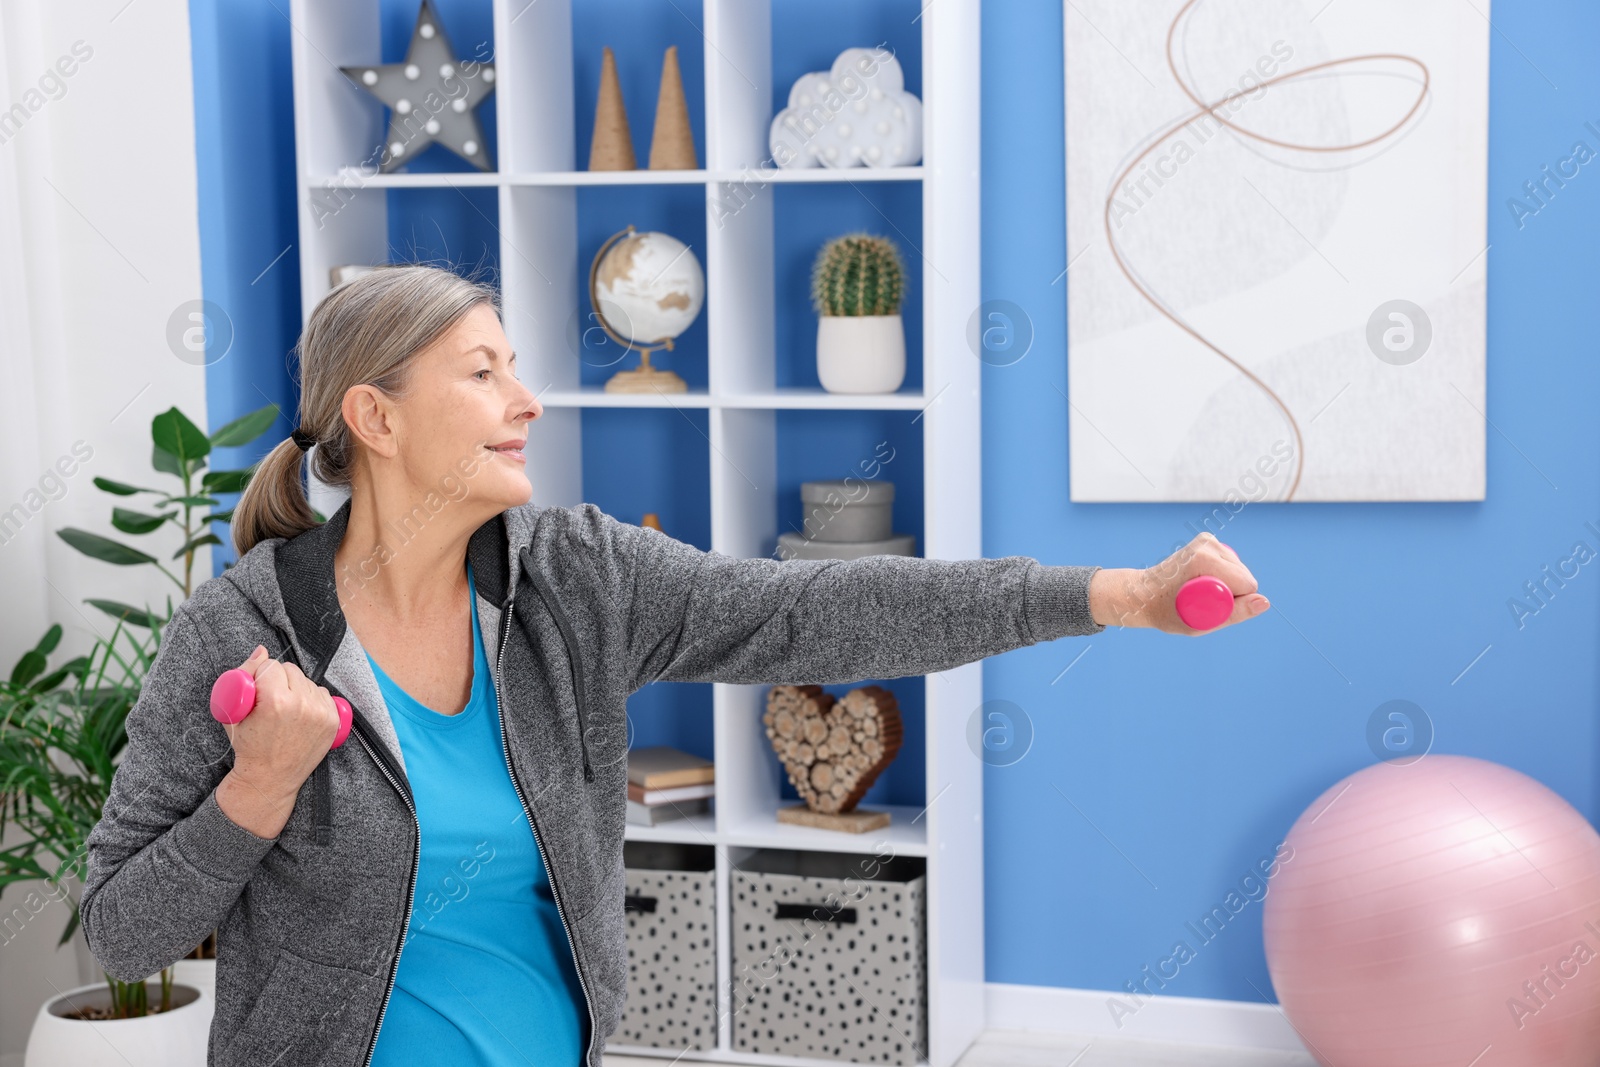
[{"left": 775, "top": 902, "right": 857, "bottom": 924}]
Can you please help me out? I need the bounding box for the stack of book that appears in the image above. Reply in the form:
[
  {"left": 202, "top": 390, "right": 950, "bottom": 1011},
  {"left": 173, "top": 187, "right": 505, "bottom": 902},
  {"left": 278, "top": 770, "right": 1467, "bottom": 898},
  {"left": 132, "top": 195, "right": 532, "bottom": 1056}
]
[{"left": 626, "top": 746, "right": 715, "bottom": 827}]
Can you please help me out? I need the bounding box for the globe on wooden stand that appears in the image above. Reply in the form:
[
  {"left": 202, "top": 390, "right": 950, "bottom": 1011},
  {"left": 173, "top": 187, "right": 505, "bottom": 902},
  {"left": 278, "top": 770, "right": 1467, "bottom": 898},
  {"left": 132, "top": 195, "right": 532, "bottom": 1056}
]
[{"left": 589, "top": 224, "right": 705, "bottom": 394}]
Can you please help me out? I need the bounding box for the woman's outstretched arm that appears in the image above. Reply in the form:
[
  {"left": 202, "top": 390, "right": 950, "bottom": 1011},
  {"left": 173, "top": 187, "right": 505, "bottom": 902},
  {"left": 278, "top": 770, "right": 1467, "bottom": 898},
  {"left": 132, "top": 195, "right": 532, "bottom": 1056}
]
[{"left": 561, "top": 504, "right": 1264, "bottom": 691}]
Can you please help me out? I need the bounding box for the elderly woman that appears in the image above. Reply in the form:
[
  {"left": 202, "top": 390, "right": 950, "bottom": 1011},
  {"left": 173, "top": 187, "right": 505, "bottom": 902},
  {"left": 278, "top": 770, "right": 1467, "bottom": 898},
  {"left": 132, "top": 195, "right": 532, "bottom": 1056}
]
[{"left": 79, "top": 265, "right": 1266, "bottom": 1067}]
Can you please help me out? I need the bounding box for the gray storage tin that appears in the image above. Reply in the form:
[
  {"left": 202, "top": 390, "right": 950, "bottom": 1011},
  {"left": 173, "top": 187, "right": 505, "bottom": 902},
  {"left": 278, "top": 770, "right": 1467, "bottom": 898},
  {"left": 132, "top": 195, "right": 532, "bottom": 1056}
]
[
  {"left": 730, "top": 848, "right": 927, "bottom": 1064},
  {"left": 616, "top": 841, "right": 717, "bottom": 1052},
  {"left": 800, "top": 479, "right": 895, "bottom": 542}
]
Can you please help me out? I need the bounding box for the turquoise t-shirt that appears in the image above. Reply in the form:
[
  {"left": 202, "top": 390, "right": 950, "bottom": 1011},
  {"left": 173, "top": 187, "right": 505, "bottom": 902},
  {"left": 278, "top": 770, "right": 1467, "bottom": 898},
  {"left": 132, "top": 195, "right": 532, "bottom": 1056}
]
[{"left": 366, "top": 560, "right": 588, "bottom": 1066}]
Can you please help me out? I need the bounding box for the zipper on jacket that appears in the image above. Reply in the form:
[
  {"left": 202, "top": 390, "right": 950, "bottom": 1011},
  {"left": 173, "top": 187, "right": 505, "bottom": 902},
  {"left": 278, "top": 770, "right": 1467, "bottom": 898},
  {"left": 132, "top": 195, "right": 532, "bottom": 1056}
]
[
  {"left": 494, "top": 594, "right": 599, "bottom": 1066},
  {"left": 522, "top": 562, "right": 597, "bottom": 783},
  {"left": 349, "top": 717, "right": 419, "bottom": 1067},
  {"left": 250, "top": 611, "right": 416, "bottom": 1065}
]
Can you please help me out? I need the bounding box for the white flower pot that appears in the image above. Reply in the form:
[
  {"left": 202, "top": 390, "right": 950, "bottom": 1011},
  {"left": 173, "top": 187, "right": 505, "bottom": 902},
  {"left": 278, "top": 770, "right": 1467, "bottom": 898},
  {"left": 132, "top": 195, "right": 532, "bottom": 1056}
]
[
  {"left": 25, "top": 981, "right": 211, "bottom": 1067},
  {"left": 817, "top": 314, "right": 905, "bottom": 394},
  {"left": 172, "top": 957, "right": 216, "bottom": 1003}
]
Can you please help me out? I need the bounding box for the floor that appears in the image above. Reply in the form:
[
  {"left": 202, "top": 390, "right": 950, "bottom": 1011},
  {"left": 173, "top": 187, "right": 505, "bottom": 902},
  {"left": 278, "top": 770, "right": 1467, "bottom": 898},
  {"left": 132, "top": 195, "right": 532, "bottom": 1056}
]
[
  {"left": 604, "top": 1030, "right": 1319, "bottom": 1066},
  {"left": 0, "top": 1028, "right": 1317, "bottom": 1067}
]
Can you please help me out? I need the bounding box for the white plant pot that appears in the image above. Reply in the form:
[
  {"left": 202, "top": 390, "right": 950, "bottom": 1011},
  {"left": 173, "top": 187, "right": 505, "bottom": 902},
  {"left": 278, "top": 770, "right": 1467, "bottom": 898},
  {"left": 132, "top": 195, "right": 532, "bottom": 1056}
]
[
  {"left": 25, "top": 981, "right": 211, "bottom": 1067},
  {"left": 817, "top": 314, "right": 905, "bottom": 394},
  {"left": 172, "top": 957, "right": 216, "bottom": 1004}
]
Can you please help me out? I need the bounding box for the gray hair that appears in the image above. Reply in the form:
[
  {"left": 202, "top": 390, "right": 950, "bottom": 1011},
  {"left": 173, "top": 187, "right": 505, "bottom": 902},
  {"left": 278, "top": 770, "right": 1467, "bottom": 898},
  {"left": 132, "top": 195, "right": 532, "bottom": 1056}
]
[{"left": 230, "top": 264, "right": 500, "bottom": 556}]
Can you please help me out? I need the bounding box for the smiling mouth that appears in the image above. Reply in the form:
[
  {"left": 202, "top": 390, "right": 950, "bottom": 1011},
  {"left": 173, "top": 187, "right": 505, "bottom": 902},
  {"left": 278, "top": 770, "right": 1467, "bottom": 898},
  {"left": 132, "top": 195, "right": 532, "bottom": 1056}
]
[{"left": 487, "top": 444, "right": 526, "bottom": 459}]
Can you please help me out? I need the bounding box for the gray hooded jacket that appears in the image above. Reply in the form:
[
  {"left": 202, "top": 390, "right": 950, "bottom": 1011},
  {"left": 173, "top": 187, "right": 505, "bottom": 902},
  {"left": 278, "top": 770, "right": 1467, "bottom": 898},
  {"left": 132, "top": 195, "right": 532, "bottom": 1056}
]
[{"left": 78, "top": 497, "right": 1103, "bottom": 1066}]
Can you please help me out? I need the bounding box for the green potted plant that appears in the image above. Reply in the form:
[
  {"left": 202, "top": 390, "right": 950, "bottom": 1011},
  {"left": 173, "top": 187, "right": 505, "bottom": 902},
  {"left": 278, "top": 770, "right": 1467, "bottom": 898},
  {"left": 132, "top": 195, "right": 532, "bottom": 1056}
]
[
  {"left": 3, "top": 622, "right": 219, "bottom": 1065},
  {"left": 1, "top": 403, "right": 275, "bottom": 1064},
  {"left": 811, "top": 232, "right": 907, "bottom": 394}
]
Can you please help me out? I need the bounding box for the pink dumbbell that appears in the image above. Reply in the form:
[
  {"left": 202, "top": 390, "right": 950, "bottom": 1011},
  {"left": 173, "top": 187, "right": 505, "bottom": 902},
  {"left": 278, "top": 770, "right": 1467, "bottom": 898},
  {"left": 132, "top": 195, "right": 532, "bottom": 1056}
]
[
  {"left": 1174, "top": 541, "right": 1238, "bottom": 631},
  {"left": 1175, "top": 577, "right": 1234, "bottom": 630},
  {"left": 210, "top": 668, "right": 353, "bottom": 748}
]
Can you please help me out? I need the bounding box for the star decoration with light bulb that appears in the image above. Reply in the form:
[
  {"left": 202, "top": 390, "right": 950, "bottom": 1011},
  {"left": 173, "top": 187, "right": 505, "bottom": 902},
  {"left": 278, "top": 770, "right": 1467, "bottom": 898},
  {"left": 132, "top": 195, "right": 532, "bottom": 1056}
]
[{"left": 339, "top": 0, "right": 496, "bottom": 173}]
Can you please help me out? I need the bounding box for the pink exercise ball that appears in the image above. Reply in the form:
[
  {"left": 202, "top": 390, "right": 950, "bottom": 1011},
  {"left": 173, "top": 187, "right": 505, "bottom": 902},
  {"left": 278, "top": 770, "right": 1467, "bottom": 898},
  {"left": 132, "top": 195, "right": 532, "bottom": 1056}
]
[{"left": 1263, "top": 754, "right": 1600, "bottom": 1067}]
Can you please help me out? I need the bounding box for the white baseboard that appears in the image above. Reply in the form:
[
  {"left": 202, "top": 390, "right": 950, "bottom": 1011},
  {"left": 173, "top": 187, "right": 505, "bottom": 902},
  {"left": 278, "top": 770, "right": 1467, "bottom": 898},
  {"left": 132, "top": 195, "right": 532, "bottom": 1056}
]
[{"left": 984, "top": 983, "right": 1309, "bottom": 1053}]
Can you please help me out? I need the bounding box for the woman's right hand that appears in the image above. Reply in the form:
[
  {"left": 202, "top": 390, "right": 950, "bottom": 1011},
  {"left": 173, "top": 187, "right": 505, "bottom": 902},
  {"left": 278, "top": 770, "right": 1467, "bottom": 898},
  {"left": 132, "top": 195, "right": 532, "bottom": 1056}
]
[
  {"left": 214, "top": 645, "right": 342, "bottom": 839},
  {"left": 1089, "top": 532, "right": 1270, "bottom": 634}
]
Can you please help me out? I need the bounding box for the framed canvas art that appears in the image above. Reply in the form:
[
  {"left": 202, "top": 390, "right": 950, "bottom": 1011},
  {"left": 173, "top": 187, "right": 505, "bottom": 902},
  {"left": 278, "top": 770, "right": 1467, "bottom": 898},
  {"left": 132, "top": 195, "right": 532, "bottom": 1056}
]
[{"left": 1065, "top": 0, "right": 1489, "bottom": 502}]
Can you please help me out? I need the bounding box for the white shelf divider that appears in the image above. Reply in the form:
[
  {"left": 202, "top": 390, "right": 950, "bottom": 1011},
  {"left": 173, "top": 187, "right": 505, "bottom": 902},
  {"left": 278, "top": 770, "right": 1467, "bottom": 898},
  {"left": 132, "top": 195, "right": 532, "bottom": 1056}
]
[
  {"left": 290, "top": 1, "right": 983, "bottom": 1062},
  {"left": 307, "top": 167, "right": 921, "bottom": 188},
  {"left": 918, "top": 0, "right": 987, "bottom": 1061}
]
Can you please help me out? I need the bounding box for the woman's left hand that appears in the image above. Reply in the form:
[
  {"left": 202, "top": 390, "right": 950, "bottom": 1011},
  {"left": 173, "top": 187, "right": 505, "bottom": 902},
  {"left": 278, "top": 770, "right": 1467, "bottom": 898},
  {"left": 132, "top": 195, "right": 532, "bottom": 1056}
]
[{"left": 1088, "top": 532, "right": 1270, "bottom": 634}]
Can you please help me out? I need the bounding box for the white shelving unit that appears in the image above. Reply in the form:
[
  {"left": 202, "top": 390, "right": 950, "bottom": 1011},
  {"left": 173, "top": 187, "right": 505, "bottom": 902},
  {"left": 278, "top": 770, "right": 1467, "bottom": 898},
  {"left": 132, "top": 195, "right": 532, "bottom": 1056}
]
[{"left": 288, "top": 2, "right": 982, "bottom": 1065}]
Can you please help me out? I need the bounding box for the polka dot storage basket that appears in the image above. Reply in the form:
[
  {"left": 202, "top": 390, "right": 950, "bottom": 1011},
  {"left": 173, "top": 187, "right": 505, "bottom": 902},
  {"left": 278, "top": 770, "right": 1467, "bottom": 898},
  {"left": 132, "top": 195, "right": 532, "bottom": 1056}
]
[
  {"left": 617, "top": 841, "right": 718, "bottom": 1052},
  {"left": 730, "top": 848, "right": 927, "bottom": 1065}
]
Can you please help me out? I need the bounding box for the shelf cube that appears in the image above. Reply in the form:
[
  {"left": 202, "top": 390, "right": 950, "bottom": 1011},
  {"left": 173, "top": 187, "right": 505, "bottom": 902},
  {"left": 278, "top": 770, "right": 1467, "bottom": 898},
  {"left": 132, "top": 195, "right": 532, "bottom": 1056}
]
[
  {"left": 618, "top": 841, "right": 718, "bottom": 1052},
  {"left": 730, "top": 848, "right": 928, "bottom": 1065}
]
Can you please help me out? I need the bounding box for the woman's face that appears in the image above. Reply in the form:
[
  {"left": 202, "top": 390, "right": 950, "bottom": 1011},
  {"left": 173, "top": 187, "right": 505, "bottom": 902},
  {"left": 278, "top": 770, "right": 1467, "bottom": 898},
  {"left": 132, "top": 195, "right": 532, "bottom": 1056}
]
[{"left": 353, "top": 302, "right": 542, "bottom": 511}]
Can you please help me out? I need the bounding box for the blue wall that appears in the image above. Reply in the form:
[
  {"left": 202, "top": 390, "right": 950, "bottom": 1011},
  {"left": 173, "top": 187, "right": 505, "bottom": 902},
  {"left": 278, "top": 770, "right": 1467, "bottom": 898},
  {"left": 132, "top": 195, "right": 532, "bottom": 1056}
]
[
  {"left": 191, "top": 0, "right": 1600, "bottom": 1008},
  {"left": 982, "top": 0, "right": 1600, "bottom": 1002}
]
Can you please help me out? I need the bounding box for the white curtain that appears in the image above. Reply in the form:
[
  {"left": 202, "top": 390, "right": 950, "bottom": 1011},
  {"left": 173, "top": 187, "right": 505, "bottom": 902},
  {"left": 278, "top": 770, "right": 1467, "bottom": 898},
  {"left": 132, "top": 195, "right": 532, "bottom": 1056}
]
[
  {"left": 0, "top": 0, "right": 207, "bottom": 1048},
  {"left": 0, "top": 0, "right": 69, "bottom": 655}
]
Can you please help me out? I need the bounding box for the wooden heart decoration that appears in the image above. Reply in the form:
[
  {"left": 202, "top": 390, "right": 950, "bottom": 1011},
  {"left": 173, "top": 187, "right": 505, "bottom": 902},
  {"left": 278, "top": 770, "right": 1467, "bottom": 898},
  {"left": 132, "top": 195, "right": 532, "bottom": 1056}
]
[{"left": 763, "top": 684, "right": 904, "bottom": 815}]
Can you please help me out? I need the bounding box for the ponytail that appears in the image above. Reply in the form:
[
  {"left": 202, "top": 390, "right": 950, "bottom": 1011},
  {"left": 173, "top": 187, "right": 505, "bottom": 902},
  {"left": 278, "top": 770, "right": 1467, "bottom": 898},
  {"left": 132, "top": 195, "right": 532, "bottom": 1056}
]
[{"left": 230, "top": 437, "right": 321, "bottom": 555}]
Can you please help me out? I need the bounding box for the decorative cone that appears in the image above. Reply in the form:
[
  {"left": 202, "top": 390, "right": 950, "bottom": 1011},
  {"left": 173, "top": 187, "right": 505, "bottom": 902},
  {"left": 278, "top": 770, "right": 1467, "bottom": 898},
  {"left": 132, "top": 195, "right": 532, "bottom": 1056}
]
[
  {"left": 648, "top": 45, "right": 698, "bottom": 169},
  {"left": 588, "top": 46, "right": 636, "bottom": 171}
]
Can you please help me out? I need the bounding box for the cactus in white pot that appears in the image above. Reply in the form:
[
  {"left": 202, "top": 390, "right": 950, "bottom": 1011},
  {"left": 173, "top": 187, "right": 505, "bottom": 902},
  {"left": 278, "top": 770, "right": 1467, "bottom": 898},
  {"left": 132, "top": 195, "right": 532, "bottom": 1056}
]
[{"left": 811, "top": 233, "right": 907, "bottom": 393}]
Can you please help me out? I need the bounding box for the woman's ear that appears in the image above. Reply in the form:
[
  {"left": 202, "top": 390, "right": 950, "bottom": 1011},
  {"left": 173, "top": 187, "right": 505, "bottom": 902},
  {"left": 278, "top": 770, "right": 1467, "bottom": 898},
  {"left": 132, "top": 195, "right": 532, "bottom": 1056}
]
[{"left": 342, "top": 383, "right": 399, "bottom": 460}]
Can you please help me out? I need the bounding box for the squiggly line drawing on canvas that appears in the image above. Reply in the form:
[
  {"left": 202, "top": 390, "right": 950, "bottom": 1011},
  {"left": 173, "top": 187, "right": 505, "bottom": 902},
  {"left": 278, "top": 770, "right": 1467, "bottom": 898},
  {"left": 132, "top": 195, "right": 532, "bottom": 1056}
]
[{"left": 1100, "top": 0, "right": 1430, "bottom": 501}]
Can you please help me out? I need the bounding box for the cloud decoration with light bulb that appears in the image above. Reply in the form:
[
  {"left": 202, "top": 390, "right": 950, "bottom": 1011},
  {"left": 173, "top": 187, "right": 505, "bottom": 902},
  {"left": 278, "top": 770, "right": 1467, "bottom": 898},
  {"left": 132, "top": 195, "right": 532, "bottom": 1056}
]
[
  {"left": 769, "top": 46, "right": 922, "bottom": 170},
  {"left": 339, "top": 0, "right": 496, "bottom": 173}
]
